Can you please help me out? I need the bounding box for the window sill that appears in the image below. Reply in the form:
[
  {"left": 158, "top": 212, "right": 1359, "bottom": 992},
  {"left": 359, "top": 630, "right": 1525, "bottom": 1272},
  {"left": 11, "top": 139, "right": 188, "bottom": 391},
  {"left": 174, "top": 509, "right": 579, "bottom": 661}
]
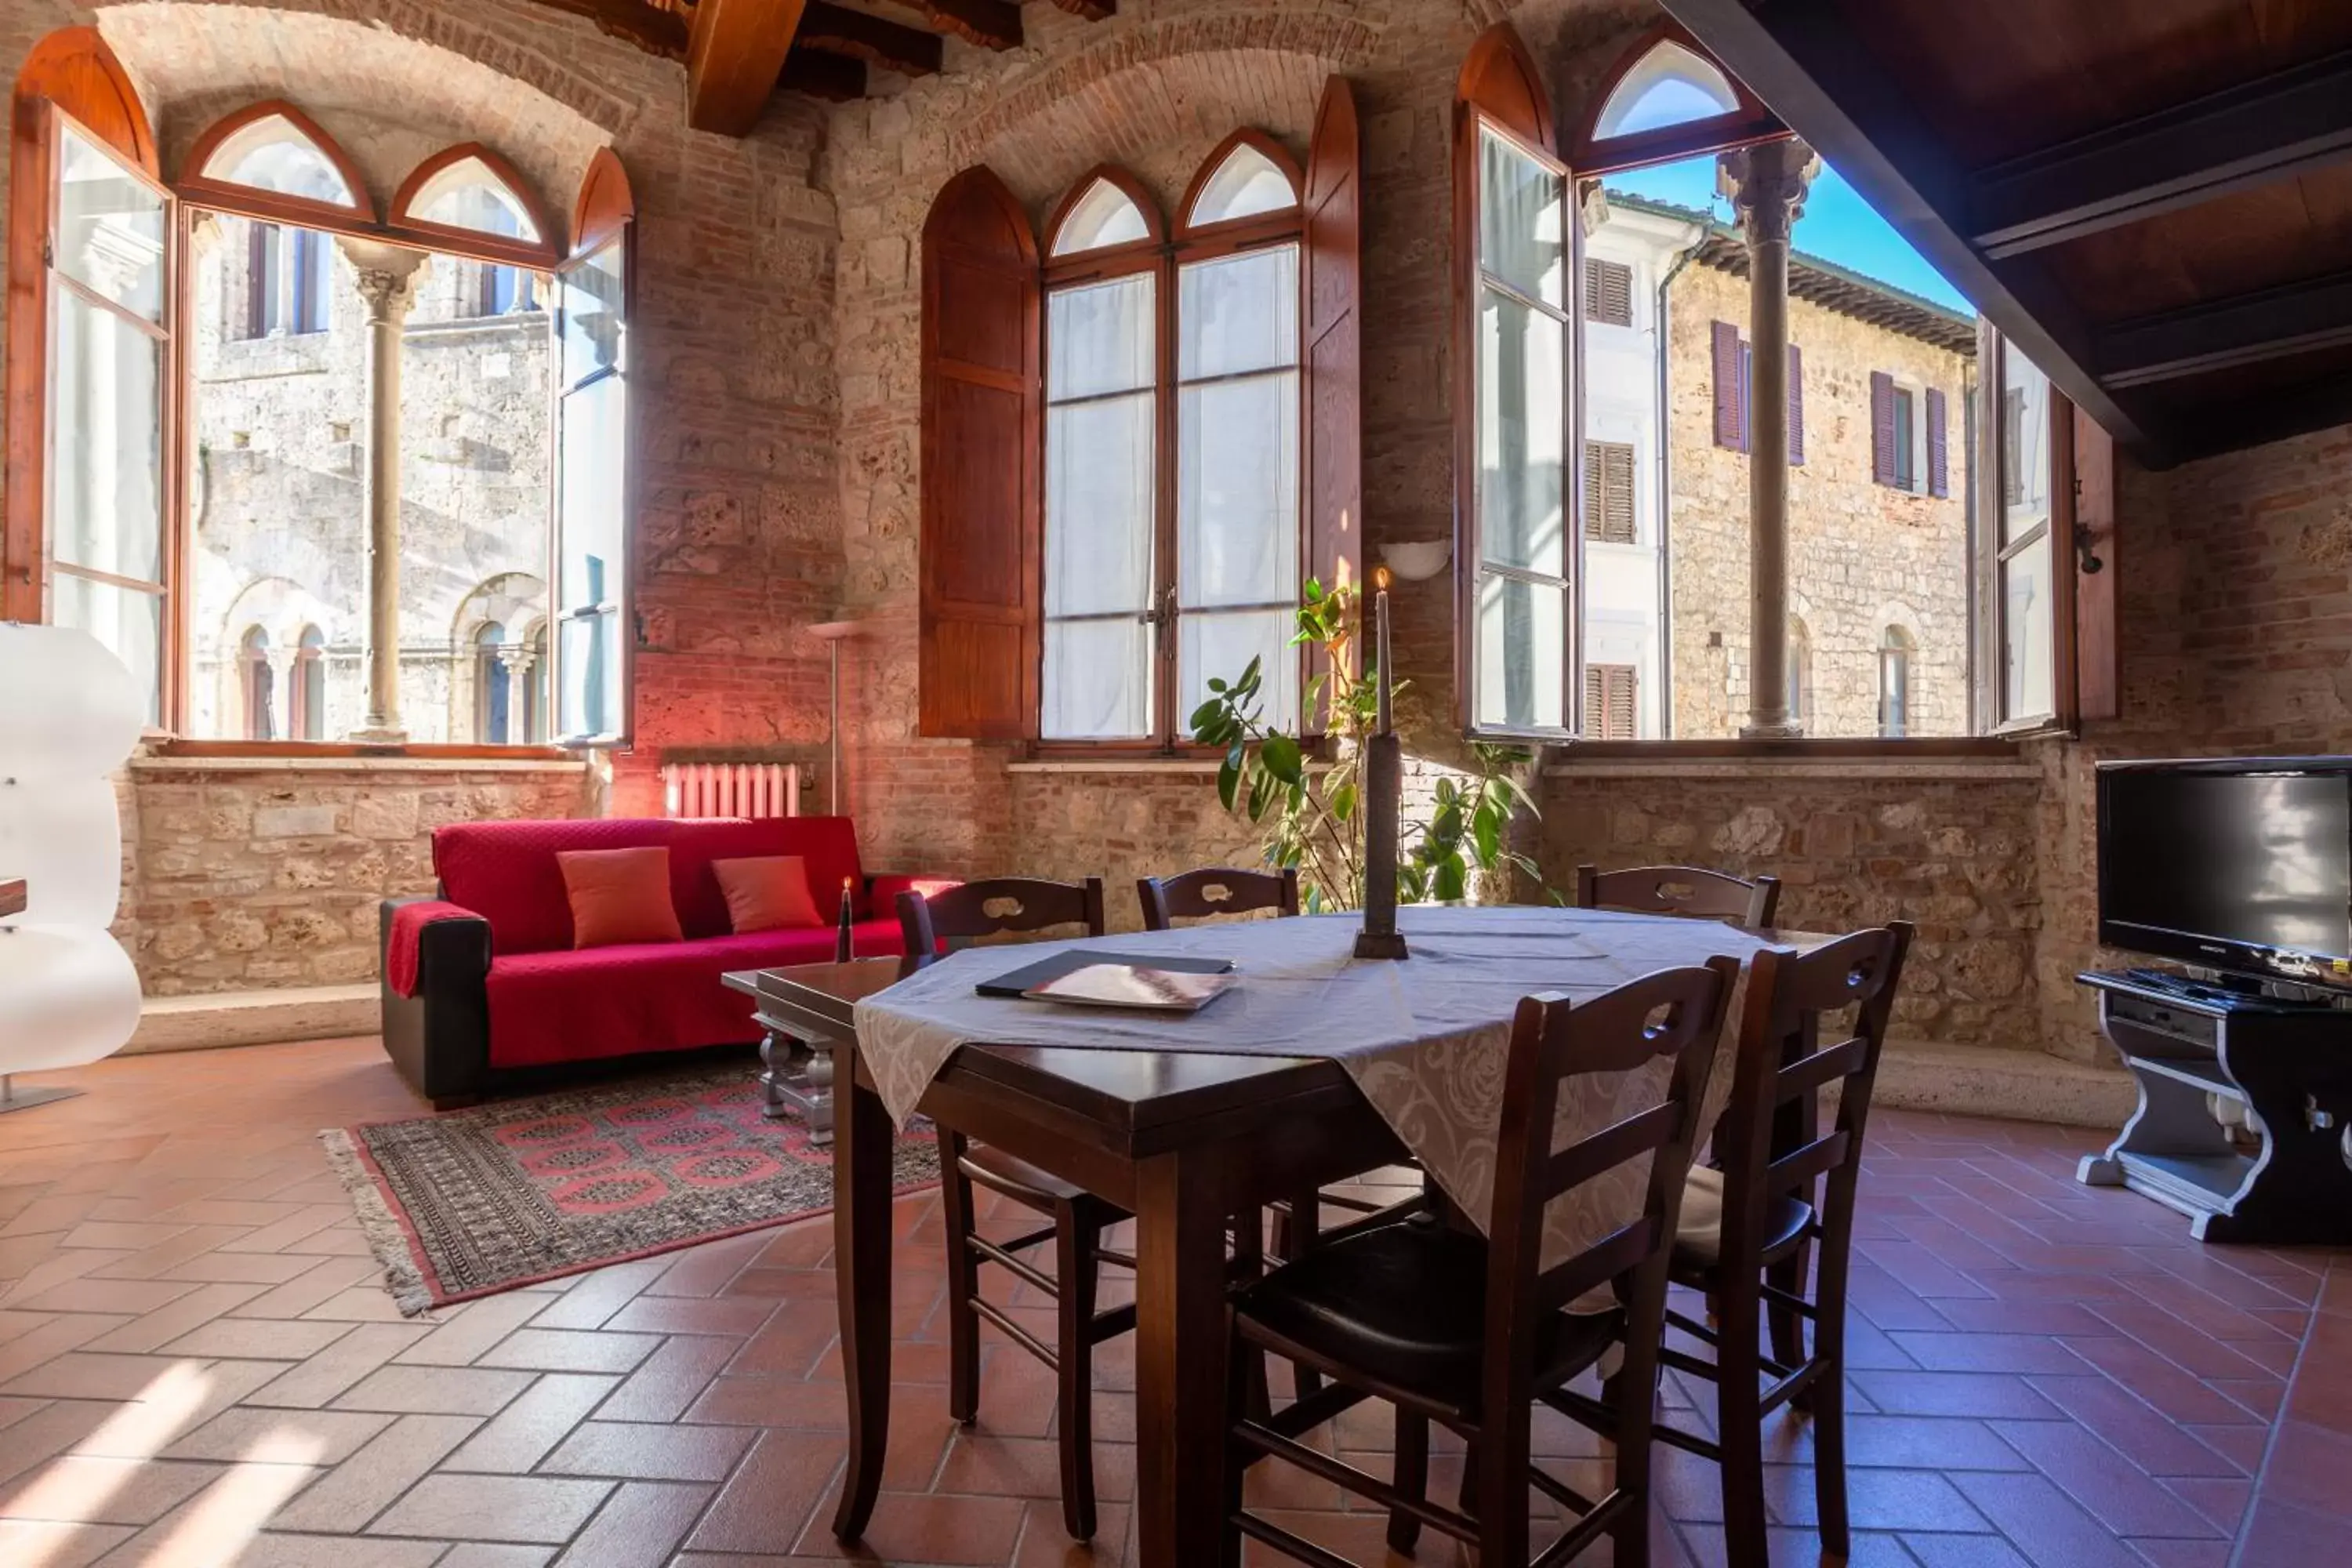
[
  {"left": 1545, "top": 737, "right": 2034, "bottom": 782},
  {"left": 1007, "top": 758, "right": 1226, "bottom": 777},
  {"left": 136, "top": 741, "right": 586, "bottom": 775}
]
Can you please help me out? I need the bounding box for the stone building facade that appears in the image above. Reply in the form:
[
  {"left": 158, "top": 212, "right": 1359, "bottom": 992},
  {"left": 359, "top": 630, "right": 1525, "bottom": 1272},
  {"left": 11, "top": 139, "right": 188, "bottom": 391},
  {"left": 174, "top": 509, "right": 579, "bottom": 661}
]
[
  {"left": 1663, "top": 247, "right": 1974, "bottom": 739},
  {"left": 2, "top": 0, "right": 2347, "bottom": 1091},
  {"left": 185, "top": 210, "right": 554, "bottom": 745}
]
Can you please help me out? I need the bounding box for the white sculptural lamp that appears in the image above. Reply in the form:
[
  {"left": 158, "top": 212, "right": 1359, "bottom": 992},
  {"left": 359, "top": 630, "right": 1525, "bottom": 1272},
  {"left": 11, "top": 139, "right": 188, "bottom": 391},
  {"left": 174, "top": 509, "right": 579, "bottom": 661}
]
[{"left": 0, "top": 623, "right": 145, "bottom": 1112}]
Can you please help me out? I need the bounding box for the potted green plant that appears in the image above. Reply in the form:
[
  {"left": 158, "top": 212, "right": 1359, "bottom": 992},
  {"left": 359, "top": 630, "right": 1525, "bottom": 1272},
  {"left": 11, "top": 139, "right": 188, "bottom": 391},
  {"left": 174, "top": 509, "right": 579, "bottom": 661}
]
[{"left": 1187, "top": 578, "right": 1544, "bottom": 912}]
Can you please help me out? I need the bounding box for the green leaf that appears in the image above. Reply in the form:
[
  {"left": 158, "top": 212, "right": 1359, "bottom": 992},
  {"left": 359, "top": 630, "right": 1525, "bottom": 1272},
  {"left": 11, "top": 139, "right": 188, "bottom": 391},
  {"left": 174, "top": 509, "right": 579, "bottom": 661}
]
[
  {"left": 1472, "top": 808, "right": 1502, "bottom": 866},
  {"left": 1328, "top": 780, "right": 1357, "bottom": 822},
  {"left": 1189, "top": 699, "right": 1226, "bottom": 738},
  {"left": 1261, "top": 733, "right": 1304, "bottom": 787},
  {"left": 1218, "top": 752, "right": 1242, "bottom": 813},
  {"left": 1432, "top": 858, "right": 1468, "bottom": 902}
]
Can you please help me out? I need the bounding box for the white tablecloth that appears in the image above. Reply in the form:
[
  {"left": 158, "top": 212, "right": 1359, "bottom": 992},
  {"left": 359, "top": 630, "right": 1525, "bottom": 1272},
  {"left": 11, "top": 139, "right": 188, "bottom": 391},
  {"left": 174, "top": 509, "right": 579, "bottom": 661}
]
[{"left": 855, "top": 906, "right": 1773, "bottom": 1269}]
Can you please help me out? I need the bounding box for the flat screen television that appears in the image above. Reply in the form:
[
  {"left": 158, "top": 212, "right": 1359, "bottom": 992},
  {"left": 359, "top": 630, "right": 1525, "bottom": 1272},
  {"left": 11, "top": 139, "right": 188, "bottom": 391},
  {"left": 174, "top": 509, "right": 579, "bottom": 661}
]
[{"left": 2098, "top": 757, "right": 2352, "bottom": 990}]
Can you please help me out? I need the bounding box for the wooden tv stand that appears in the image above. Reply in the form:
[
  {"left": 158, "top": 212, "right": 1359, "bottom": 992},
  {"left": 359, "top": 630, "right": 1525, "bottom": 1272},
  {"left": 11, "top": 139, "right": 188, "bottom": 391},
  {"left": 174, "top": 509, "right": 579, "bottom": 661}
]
[{"left": 2075, "top": 970, "right": 2352, "bottom": 1243}]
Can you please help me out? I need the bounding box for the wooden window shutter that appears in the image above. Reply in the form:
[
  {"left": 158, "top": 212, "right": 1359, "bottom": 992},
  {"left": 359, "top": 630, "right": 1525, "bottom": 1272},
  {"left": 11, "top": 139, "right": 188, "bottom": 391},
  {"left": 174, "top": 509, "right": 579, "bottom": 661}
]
[
  {"left": 1787, "top": 343, "right": 1805, "bottom": 465},
  {"left": 1585, "top": 664, "right": 1637, "bottom": 739},
  {"left": 1584, "top": 257, "right": 1632, "bottom": 327},
  {"left": 919, "top": 166, "right": 1042, "bottom": 741},
  {"left": 2073, "top": 405, "right": 2119, "bottom": 721},
  {"left": 1305, "top": 76, "right": 1363, "bottom": 631},
  {"left": 1711, "top": 321, "right": 1741, "bottom": 449},
  {"left": 1926, "top": 387, "right": 1950, "bottom": 498},
  {"left": 1584, "top": 441, "right": 1635, "bottom": 543},
  {"left": 1870, "top": 370, "right": 1897, "bottom": 487}
]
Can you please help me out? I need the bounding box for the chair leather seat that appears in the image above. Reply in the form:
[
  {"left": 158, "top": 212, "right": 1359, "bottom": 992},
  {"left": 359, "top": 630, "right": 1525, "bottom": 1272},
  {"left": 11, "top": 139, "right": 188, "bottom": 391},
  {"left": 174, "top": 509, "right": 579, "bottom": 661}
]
[
  {"left": 1232, "top": 1214, "right": 1621, "bottom": 1417},
  {"left": 1670, "top": 1166, "right": 1813, "bottom": 1280},
  {"left": 960, "top": 1142, "right": 1127, "bottom": 1216}
]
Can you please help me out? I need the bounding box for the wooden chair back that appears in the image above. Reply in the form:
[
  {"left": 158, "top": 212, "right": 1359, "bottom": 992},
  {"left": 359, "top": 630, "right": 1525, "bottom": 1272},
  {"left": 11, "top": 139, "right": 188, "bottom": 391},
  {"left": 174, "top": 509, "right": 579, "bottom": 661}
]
[
  {"left": 1479, "top": 958, "right": 1737, "bottom": 1440},
  {"left": 898, "top": 876, "right": 1108, "bottom": 957},
  {"left": 1136, "top": 866, "right": 1300, "bottom": 931},
  {"left": 1575, "top": 862, "right": 1782, "bottom": 928},
  {"left": 1714, "top": 924, "right": 1913, "bottom": 1278}
]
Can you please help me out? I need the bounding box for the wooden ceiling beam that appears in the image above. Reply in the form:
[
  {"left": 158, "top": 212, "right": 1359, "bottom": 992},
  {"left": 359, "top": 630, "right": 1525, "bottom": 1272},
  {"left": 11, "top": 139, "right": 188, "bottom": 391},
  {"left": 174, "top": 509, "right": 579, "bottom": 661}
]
[
  {"left": 1659, "top": 0, "right": 2157, "bottom": 458},
  {"left": 798, "top": 1, "right": 942, "bottom": 77},
  {"left": 780, "top": 46, "right": 866, "bottom": 103},
  {"left": 912, "top": 0, "right": 1022, "bottom": 52},
  {"left": 2100, "top": 268, "right": 2352, "bottom": 388},
  {"left": 1973, "top": 52, "right": 2352, "bottom": 260},
  {"left": 687, "top": 0, "right": 808, "bottom": 136}
]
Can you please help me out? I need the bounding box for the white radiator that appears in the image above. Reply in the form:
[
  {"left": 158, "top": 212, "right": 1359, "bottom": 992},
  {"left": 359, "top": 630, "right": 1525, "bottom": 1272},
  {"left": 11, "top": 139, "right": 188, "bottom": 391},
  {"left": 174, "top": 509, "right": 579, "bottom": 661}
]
[{"left": 662, "top": 761, "right": 801, "bottom": 820}]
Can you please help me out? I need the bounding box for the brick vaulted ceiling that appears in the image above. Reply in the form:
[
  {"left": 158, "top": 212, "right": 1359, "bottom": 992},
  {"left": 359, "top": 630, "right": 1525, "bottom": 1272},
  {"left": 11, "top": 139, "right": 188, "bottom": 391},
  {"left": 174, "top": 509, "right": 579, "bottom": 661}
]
[{"left": 528, "top": 0, "right": 1116, "bottom": 130}]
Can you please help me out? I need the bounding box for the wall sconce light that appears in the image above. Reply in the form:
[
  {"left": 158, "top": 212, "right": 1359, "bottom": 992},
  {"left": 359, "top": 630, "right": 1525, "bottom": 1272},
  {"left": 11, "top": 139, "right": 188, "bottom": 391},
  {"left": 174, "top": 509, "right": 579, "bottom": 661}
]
[{"left": 1378, "top": 539, "right": 1452, "bottom": 583}]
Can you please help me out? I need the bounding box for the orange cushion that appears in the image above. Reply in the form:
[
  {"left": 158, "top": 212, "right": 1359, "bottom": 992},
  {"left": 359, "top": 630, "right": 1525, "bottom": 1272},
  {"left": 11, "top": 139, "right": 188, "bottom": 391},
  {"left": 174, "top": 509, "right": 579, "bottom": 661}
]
[
  {"left": 557, "top": 847, "right": 684, "bottom": 949},
  {"left": 712, "top": 855, "right": 826, "bottom": 934}
]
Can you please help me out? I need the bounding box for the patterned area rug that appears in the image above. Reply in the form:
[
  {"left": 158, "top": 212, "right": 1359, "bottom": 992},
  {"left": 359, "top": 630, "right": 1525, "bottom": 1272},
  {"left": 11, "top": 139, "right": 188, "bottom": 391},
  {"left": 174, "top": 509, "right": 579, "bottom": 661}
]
[{"left": 322, "top": 1069, "right": 938, "bottom": 1315}]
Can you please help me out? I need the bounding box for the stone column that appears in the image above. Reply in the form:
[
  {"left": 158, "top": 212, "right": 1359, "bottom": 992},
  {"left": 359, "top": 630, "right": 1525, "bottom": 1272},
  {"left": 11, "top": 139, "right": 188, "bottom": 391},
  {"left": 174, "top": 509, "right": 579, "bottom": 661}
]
[
  {"left": 341, "top": 245, "right": 427, "bottom": 742},
  {"left": 1719, "top": 139, "right": 1818, "bottom": 739}
]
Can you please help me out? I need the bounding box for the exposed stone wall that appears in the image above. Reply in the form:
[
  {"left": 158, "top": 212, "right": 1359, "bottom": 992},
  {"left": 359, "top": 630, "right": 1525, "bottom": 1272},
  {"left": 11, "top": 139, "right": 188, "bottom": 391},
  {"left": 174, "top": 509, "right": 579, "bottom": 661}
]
[
  {"left": 118, "top": 757, "right": 592, "bottom": 995},
  {"left": 1542, "top": 764, "right": 2041, "bottom": 1044},
  {"left": 1666, "top": 260, "right": 1973, "bottom": 739}
]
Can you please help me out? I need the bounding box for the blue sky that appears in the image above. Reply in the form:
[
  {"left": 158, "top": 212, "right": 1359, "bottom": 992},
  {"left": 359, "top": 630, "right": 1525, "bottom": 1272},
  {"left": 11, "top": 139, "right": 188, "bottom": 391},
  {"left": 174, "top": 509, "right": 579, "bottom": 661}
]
[{"left": 1603, "top": 154, "right": 1976, "bottom": 316}]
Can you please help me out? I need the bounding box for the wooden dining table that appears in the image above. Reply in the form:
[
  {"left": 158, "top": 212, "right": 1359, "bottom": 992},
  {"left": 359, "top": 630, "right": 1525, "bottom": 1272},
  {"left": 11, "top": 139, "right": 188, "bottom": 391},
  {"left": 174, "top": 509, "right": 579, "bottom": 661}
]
[{"left": 759, "top": 916, "right": 1823, "bottom": 1568}]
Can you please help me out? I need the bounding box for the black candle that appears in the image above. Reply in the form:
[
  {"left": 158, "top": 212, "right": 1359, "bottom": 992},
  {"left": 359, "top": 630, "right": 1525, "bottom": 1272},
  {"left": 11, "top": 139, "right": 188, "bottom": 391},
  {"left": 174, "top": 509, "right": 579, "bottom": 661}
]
[{"left": 835, "top": 877, "right": 855, "bottom": 963}]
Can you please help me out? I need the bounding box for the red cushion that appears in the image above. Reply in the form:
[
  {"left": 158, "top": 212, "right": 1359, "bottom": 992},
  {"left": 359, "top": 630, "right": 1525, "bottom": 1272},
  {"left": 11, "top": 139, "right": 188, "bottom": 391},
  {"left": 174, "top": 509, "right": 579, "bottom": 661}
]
[
  {"left": 560, "top": 848, "right": 684, "bottom": 949},
  {"left": 435, "top": 817, "right": 871, "bottom": 955},
  {"left": 713, "top": 856, "right": 824, "bottom": 933},
  {"left": 481, "top": 919, "right": 910, "bottom": 1070}
]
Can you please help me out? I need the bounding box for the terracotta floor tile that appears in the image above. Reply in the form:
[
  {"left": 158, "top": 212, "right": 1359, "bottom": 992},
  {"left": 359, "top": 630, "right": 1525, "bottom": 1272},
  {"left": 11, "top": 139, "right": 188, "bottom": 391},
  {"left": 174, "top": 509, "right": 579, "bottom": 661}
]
[
  {"left": 0, "top": 1519, "right": 134, "bottom": 1567},
  {"left": 522, "top": 1259, "right": 674, "bottom": 1334},
  {"left": 1988, "top": 1419, "right": 2223, "bottom": 1538},
  {"left": 365, "top": 1473, "right": 615, "bottom": 1543},
  {"left": 683, "top": 1428, "right": 843, "bottom": 1554},
  {"left": 329, "top": 1364, "right": 535, "bottom": 1417},
  {"left": 539, "top": 1418, "right": 756, "bottom": 1482},
  {"left": 473, "top": 1327, "right": 662, "bottom": 1375},
  {"left": 593, "top": 1332, "right": 739, "bottom": 1424},
  {"left": 439, "top": 1373, "right": 620, "bottom": 1474},
  {"left": 550, "top": 1479, "right": 712, "bottom": 1566},
  {"left": 270, "top": 1413, "right": 480, "bottom": 1534},
  {"left": 389, "top": 1293, "right": 554, "bottom": 1369}
]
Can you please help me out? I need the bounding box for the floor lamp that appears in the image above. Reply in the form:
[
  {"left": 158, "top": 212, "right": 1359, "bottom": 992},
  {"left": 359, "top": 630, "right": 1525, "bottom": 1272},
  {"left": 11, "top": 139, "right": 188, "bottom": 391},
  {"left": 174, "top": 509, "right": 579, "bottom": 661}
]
[
  {"left": 0, "top": 624, "right": 145, "bottom": 1111},
  {"left": 809, "top": 620, "right": 865, "bottom": 816}
]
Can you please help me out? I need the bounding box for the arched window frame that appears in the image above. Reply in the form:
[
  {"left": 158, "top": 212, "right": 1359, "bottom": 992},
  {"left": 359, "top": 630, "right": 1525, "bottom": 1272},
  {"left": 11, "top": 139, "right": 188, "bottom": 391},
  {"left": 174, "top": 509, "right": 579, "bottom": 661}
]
[
  {"left": 1035, "top": 139, "right": 1313, "bottom": 748},
  {"left": 289, "top": 625, "right": 326, "bottom": 741},
  {"left": 5, "top": 27, "right": 177, "bottom": 721},
  {"left": 179, "top": 100, "right": 376, "bottom": 232},
  {"left": 1878, "top": 624, "right": 1916, "bottom": 739},
  {"left": 1456, "top": 22, "right": 1579, "bottom": 739},
  {"left": 239, "top": 626, "right": 274, "bottom": 740},
  {"left": 389, "top": 142, "right": 561, "bottom": 271},
  {"left": 1570, "top": 20, "right": 1791, "bottom": 177}
]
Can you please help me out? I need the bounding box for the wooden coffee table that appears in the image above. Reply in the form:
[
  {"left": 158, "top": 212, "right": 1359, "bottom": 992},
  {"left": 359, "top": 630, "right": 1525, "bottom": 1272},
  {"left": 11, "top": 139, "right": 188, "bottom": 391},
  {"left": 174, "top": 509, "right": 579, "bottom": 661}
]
[{"left": 723, "top": 960, "right": 913, "bottom": 1145}]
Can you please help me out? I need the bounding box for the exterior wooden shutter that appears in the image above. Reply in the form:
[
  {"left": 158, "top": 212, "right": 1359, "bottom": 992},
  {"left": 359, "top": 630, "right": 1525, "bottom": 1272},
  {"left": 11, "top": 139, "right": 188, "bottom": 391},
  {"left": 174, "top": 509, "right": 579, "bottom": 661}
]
[
  {"left": 1870, "top": 370, "right": 1896, "bottom": 486},
  {"left": 1787, "top": 342, "right": 1804, "bottom": 465},
  {"left": 2073, "top": 406, "right": 2119, "bottom": 721},
  {"left": 919, "top": 167, "right": 1041, "bottom": 741},
  {"left": 1711, "top": 321, "right": 1741, "bottom": 449},
  {"left": 1305, "top": 76, "right": 1363, "bottom": 617},
  {"left": 1584, "top": 257, "right": 1632, "bottom": 327},
  {"left": 1584, "top": 664, "right": 1637, "bottom": 739},
  {"left": 1926, "top": 387, "right": 1949, "bottom": 497},
  {"left": 1584, "top": 441, "right": 1635, "bottom": 543}
]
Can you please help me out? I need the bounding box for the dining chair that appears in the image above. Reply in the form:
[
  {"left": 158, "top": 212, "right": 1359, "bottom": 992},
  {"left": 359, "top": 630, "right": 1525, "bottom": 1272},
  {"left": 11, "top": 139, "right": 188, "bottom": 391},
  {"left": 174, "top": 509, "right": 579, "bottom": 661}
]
[
  {"left": 1639, "top": 923, "right": 1913, "bottom": 1568},
  {"left": 1136, "top": 865, "right": 1299, "bottom": 930},
  {"left": 1221, "top": 958, "right": 1740, "bottom": 1568},
  {"left": 1575, "top": 862, "right": 1783, "bottom": 928},
  {"left": 894, "top": 875, "right": 1127, "bottom": 1540}
]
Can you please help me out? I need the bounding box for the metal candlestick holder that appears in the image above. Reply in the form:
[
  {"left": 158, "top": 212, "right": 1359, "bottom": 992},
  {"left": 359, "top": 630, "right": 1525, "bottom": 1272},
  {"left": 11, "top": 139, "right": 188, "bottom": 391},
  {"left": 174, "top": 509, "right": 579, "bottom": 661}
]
[{"left": 1355, "top": 732, "right": 1409, "bottom": 960}]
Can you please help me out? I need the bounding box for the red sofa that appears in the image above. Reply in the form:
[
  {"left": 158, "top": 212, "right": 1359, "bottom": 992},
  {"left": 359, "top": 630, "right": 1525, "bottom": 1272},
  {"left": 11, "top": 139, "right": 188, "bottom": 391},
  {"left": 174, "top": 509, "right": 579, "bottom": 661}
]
[{"left": 378, "top": 817, "right": 944, "bottom": 1103}]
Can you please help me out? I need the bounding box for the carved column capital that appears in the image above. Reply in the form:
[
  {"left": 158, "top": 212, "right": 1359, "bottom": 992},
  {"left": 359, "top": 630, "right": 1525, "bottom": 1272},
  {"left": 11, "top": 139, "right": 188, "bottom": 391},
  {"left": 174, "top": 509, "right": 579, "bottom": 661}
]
[
  {"left": 350, "top": 263, "right": 423, "bottom": 325},
  {"left": 1717, "top": 137, "right": 1820, "bottom": 248}
]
